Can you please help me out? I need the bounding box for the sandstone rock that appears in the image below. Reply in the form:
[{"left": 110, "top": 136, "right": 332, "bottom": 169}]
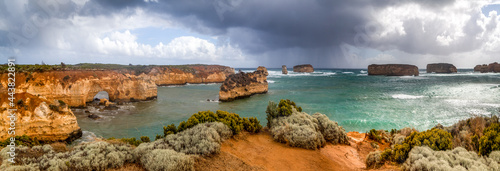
[
  {"left": 488, "top": 62, "right": 500, "bottom": 73},
  {"left": 282, "top": 65, "right": 288, "bottom": 74},
  {"left": 88, "top": 114, "right": 101, "bottom": 119},
  {"left": 219, "top": 66, "right": 269, "bottom": 102},
  {"left": 426, "top": 63, "right": 457, "bottom": 73},
  {"left": 0, "top": 93, "right": 82, "bottom": 142},
  {"left": 293, "top": 64, "right": 314, "bottom": 73},
  {"left": 474, "top": 64, "right": 489, "bottom": 73},
  {"left": 368, "top": 64, "right": 419, "bottom": 76}
]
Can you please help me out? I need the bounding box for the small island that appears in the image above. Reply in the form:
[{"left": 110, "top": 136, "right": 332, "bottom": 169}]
[
  {"left": 293, "top": 64, "right": 314, "bottom": 73},
  {"left": 426, "top": 63, "right": 457, "bottom": 73},
  {"left": 368, "top": 64, "right": 419, "bottom": 76}
]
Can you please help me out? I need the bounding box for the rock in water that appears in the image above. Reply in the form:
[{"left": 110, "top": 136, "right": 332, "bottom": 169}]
[
  {"left": 0, "top": 93, "right": 82, "bottom": 142},
  {"left": 474, "top": 62, "right": 500, "bottom": 73},
  {"left": 282, "top": 65, "right": 288, "bottom": 74},
  {"left": 368, "top": 64, "right": 419, "bottom": 76},
  {"left": 293, "top": 64, "right": 314, "bottom": 73},
  {"left": 474, "top": 64, "right": 489, "bottom": 73},
  {"left": 219, "top": 66, "right": 269, "bottom": 102},
  {"left": 426, "top": 63, "right": 457, "bottom": 73}
]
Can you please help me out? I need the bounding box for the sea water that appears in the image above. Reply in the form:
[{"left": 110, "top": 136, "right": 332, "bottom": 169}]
[{"left": 73, "top": 69, "right": 500, "bottom": 139}]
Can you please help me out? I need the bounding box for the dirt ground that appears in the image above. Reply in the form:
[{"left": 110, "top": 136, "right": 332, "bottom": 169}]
[{"left": 195, "top": 130, "right": 400, "bottom": 171}]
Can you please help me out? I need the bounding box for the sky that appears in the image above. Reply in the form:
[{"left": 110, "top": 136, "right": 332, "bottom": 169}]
[{"left": 0, "top": 0, "right": 500, "bottom": 68}]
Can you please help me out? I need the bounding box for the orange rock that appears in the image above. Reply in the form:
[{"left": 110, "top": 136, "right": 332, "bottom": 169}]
[
  {"left": 219, "top": 66, "right": 268, "bottom": 102},
  {"left": 368, "top": 64, "right": 419, "bottom": 76},
  {"left": 293, "top": 64, "right": 314, "bottom": 73}
]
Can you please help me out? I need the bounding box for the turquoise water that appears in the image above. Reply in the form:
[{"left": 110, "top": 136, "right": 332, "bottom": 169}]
[{"left": 73, "top": 69, "right": 500, "bottom": 139}]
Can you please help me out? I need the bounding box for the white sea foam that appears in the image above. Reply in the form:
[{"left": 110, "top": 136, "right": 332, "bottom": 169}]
[
  {"left": 268, "top": 80, "right": 276, "bottom": 83},
  {"left": 342, "top": 72, "right": 354, "bottom": 74},
  {"left": 392, "top": 94, "right": 425, "bottom": 99},
  {"left": 360, "top": 70, "right": 367, "bottom": 74}
]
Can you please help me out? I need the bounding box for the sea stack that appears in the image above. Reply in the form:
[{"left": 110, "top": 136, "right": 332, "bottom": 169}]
[
  {"left": 368, "top": 64, "right": 419, "bottom": 76},
  {"left": 282, "top": 65, "right": 288, "bottom": 74},
  {"left": 426, "top": 63, "right": 457, "bottom": 73},
  {"left": 474, "top": 62, "right": 500, "bottom": 73},
  {"left": 219, "top": 66, "right": 269, "bottom": 102},
  {"left": 293, "top": 64, "right": 314, "bottom": 73}
]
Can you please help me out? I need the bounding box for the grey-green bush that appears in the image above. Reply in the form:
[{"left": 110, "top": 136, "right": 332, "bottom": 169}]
[
  {"left": 269, "top": 109, "right": 325, "bottom": 149},
  {"left": 0, "top": 141, "right": 134, "bottom": 171},
  {"left": 312, "top": 113, "right": 349, "bottom": 145},
  {"left": 141, "top": 149, "right": 194, "bottom": 171},
  {"left": 366, "top": 151, "right": 383, "bottom": 169},
  {"left": 135, "top": 122, "right": 232, "bottom": 157},
  {"left": 402, "top": 146, "right": 500, "bottom": 171}
]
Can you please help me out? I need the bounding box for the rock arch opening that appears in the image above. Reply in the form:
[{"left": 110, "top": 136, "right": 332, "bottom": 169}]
[{"left": 93, "top": 91, "right": 109, "bottom": 101}]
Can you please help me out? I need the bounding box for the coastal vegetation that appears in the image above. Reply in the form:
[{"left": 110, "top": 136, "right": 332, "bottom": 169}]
[{"left": 266, "top": 99, "right": 349, "bottom": 149}]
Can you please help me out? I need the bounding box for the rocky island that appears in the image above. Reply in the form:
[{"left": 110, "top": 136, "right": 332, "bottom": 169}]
[
  {"left": 293, "top": 64, "right": 314, "bottom": 73},
  {"left": 368, "top": 64, "right": 419, "bottom": 76},
  {"left": 426, "top": 63, "right": 457, "bottom": 73},
  {"left": 474, "top": 62, "right": 500, "bottom": 73},
  {"left": 219, "top": 66, "right": 269, "bottom": 102}
]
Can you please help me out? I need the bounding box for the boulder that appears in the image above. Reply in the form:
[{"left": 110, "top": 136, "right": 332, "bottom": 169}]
[
  {"left": 426, "top": 63, "right": 457, "bottom": 73},
  {"left": 368, "top": 64, "right": 419, "bottom": 76},
  {"left": 219, "top": 66, "right": 269, "bottom": 102},
  {"left": 293, "top": 64, "right": 314, "bottom": 73},
  {"left": 282, "top": 65, "right": 288, "bottom": 74}
]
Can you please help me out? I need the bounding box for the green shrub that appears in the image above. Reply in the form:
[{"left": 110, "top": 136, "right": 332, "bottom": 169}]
[
  {"left": 266, "top": 99, "right": 302, "bottom": 128},
  {"left": 63, "top": 75, "right": 70, "bottom": 81},
  {"left": 58, "top": 100, "right": 66, "bottom": 106},
  {"left": 163, "top": 124, "right": 177, "bottom": 137},
  {"left": 140, "top": 136, "right": 150, "bottom": 143},
  {"left": 0, "top": 135, "right": 40, "bottom": 147},
  {"left": 269, "top": 110, "right": 324, "bottom": 149},
  {"left": 392, "top": 128, "right": 453, "bottom": 163},
  {"left": 367, "top": 129, "right": 382, "bottom": 142},
  {"left": 155, "top": 134, "right": 163, "bottom": 140},
  {"left": 401, "top": 146, "right": 500, "bottom": 171},
  {"left": 169, "top": 110, "right": 262, "bottom": 135},
  {"left": 120, "top": 137, "right": 142, "bottom": 146},
  {"left": 479, "top": 123, "right": 500, "bottom": 156},
  {"left": 140, "top": 149, "right": 194, "bottom": 171},
  {"left": 380, "top": 148, "right": 392, "bottom": 162}
]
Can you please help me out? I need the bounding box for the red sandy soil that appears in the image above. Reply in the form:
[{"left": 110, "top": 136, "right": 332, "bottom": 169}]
[{"left": 195, "top": 130, "right": 400, "bottom": 171}]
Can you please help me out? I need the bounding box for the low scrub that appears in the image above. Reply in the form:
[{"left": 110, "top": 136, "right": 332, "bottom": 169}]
[
  {"left": 479, "top": 123, "right": 500, "bottom": 156},
  {"left": 266, "top": 99, "right": 302, "bottom": 127},
  {"left": 0, "top": 141, "right": 135, "bottom": 171},
  {"left": 366, "top": 151, "right": 383, "bottom": 169},
  {"left": 267, "top": 99, "right": 349, "bottom": 149},
  {"left": 165, "top": 110, "right": 262, "bottom": 137},
  {"left": 0, "top": 135, "right": 40, "bottom": 147},
  {"left": 391, "top": 128, "right": 453, "bottom": 163},
  {"left": 140, "top": 149, "right": 194, "bottom": 171},
  {"left": 443, "top": 115, "right": 499, "bottom": 151},
  {"left": 135, "top": 122, "right": 232, "bottom": 157},
  {"left": 402, "top": 146, "right": 500, "bottom": 171}
]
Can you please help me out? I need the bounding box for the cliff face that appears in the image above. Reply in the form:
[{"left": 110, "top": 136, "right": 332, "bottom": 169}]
[
  {"left": 0, "top": 65, "right": 234, "bottom": 107},
  {"left": 0, "top": 93, "right": 81, "bottom": 142},
  {"left": 282, "top": 65, "right": 288, "bottom": 75},
  {"left": 368, "top": 64, "right": 419, "bottom": 76},
  {"left": 426, "top": 63, "right": 457, "bottom": 73},
  {"left": 293, "top": 64, "right": 314, "bottom": 73},
  {"left": 219, "top": 66, "right": 268, "bottom": 102},
  {"left": 474, "top": 62, "right": 500, "bottom": 73}
]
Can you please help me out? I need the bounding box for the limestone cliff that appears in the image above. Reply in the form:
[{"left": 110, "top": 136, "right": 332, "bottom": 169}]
[
  {"left": 368, "top": 64, "right": 419, "bottom": 76},
  {"left": 474, "top": 64, "right": 489, "bottom": 73},
  {"left": 282, "top": 65, "right": 288, "bottom": 74},
  {"left": 219, "top": 66, "right": 268, "bottom": 102},
  {"left": 0, "top": 93, "right": 81, "bottom": 142},
  {"left": 293, "top": 64, "right": 314, "bottom": 73},
  {"left": 426, "top": 63, "right": 457, "bottom": 73},
  {"left": 0, "top": 65, "right": 234, "bottom": 107}
]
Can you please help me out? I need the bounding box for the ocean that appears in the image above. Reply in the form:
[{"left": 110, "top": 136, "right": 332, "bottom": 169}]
[{"left": 72, "top": 69, "right": 500, "bottom": 140}]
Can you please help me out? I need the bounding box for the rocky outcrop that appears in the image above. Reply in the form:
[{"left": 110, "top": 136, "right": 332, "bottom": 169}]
[
  {"left": 474, "top": 64, "right": 489, "bottom": 73},
  {"left": 293, "top": 64, "right": 314, "bottom": 73},
  {"left": 0, "top": 65, "right": 234, "bottom": 107},
  {"left": 219, "top": 66, "right": 269, "bottom": 102},
  {"left": 426, "top": 63, "right": 457, "bottom": 73},
  {"left": 0, "top": 93, "right": 82, "bottom": 142},
  {"left": 368, "top": 64, "right": 419, "bottom": 76},
  {"left": 282, "top": 65, "right": 288, "bottom": 75},
  {"left": 474, "top": 62, "right": 500, "bottom": 73}
]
